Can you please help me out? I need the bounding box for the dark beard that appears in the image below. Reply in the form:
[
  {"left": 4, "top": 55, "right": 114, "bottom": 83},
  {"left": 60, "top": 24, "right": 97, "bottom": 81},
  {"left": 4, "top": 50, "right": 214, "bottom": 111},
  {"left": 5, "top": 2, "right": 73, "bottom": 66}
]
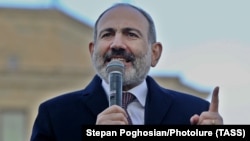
[
  {"left": 92, "top": 47, "right": 151, "bottom": 89},
  {"left": 103, "top": 48, "right": 135, "bottom": 63}
]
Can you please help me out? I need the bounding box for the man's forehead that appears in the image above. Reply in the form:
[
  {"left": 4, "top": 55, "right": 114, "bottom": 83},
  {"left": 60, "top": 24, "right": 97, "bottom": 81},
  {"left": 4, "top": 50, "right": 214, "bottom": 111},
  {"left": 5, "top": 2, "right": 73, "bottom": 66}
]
[
  {"left": 98, "top": 5, "right": 146, "bottom": 24},
  {"left": 105, "top": 5, "right": 138, "bottom": 13},
  {"left": 97, "top": 5, "right": 148, "bottom": 31}
]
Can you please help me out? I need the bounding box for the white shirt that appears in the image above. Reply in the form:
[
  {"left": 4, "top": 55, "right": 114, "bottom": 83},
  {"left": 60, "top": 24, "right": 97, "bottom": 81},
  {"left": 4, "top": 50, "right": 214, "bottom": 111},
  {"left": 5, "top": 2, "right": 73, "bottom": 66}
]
[{"left": 102, "top": 80, "right": 148, "bottom": 124}]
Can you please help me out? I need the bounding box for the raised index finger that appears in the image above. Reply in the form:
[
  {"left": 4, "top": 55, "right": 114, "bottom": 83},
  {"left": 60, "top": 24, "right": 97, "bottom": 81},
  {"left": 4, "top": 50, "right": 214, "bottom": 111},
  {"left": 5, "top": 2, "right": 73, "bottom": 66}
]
[{"left": 209, "top": 86, "right": 220, "bottom": 112}]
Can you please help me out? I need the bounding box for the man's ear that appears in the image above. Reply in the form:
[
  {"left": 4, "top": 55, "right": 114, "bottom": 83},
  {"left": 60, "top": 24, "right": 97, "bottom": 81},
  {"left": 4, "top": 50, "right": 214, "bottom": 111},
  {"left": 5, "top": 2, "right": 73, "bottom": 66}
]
[
  {"left": 89, "top": 41, "right": 94, "bottom": 57},
  {"left": 151, "top": 42, "right": 162, "bottom": 67}
]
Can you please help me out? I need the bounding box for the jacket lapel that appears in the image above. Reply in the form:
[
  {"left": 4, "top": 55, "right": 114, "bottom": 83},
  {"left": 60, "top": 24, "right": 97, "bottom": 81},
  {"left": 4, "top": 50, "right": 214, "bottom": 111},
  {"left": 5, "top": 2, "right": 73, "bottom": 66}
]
[
  {"left": 144, "top": 76, "right": 174, "bottom": 124},
  {"left": 81, "top": 75, "right": 109, "bottom": 118}
]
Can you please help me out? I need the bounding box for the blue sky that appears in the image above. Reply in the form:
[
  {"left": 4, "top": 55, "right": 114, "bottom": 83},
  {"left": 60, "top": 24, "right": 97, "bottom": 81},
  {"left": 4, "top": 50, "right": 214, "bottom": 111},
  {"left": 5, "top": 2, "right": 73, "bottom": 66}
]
[
  {"left": 0, "top": 0, "right": 249, "bottom": 44},
  {"left": 1, "top": 0, "right": 250, "bottom": 124}
]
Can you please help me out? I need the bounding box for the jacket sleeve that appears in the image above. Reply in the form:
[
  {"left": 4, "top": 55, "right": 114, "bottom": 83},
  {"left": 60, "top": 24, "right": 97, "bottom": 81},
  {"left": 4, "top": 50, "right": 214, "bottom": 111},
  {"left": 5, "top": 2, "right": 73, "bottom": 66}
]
[{"left": 30, "top": 103, "right": 55, "bottom": 141}]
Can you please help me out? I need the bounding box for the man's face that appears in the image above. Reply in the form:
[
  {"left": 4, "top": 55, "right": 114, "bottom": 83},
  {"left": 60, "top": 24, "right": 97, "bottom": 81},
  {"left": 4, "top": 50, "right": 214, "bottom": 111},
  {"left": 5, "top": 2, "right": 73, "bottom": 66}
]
[{"left": 89, "top": 6, "right": 152, "bottom": 89}]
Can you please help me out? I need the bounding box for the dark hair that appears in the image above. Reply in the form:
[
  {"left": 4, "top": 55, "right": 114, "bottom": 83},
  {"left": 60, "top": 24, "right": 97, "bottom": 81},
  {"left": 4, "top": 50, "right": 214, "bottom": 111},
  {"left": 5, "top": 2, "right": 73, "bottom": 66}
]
[{"left": 93, "top": 3, "right": 156, "bottom": 44}]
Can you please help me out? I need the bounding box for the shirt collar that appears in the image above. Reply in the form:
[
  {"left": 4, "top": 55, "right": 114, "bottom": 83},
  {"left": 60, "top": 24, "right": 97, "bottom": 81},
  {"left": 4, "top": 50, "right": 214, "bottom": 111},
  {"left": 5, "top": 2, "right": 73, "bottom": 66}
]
[{"left": 102, "top": 79, "right": 147, "bottom": 107}]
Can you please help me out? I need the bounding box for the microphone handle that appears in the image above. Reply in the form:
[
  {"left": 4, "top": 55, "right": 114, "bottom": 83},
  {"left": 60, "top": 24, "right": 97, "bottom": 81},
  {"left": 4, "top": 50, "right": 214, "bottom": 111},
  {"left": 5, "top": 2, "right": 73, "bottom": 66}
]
[{"left": 109, "top": 71, "right": 122, "bottom": 106}]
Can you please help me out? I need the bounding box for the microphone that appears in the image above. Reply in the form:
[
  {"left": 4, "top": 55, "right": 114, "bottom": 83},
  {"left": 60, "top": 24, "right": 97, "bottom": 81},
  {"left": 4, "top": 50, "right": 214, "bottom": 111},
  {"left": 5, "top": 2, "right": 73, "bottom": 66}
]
[{"left": 106, "top": 60, "right": 124, "bottom": 106}]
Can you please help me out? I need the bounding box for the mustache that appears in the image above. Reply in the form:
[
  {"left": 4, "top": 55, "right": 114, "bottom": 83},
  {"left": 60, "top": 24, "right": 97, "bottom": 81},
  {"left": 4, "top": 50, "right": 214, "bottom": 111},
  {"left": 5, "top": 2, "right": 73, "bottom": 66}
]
[{"left": 104, "top": 48, "right": 135, "bottom": 62}]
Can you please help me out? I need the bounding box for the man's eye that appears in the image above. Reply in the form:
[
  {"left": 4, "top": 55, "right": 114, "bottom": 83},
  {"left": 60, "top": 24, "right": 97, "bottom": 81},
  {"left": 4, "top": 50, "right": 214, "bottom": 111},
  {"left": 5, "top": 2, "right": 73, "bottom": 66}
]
[
  {"left": 127, "top": 33, "right": 138, "bottom": 38},
  {"left": 102, "top": 33, "right": 112, "bottom": 38}
]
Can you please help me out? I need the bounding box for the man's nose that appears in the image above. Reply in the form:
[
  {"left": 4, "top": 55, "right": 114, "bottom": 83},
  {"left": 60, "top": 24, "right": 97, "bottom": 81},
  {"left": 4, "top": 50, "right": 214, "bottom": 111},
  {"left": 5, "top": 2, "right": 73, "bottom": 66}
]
[{"left": 110, "top": 34, "right": 126, "bottom": 49}]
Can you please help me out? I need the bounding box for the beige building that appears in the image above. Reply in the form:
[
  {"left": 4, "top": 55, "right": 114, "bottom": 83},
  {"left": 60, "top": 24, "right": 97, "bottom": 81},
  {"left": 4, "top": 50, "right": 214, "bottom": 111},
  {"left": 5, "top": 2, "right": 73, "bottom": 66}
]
[{"left": 0, "top": 7, "right": 210, "bottom": 141}]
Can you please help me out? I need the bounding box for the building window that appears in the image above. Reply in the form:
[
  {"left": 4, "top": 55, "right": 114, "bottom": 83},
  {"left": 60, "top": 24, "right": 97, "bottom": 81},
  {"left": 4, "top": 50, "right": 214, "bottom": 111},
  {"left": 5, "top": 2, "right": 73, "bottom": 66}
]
[
  {"left": 7, "top": 55, "right": 19, "bottom": 72},
  {"left": 0, "top": 110, "right": 26, "bottom": 141}
]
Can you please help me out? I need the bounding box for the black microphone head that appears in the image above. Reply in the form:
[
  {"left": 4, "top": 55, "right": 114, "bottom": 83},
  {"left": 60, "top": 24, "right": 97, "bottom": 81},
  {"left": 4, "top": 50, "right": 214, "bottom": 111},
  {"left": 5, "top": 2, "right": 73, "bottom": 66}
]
[{"left": 106, "top": 60, "right": 124, "bottom": 74}]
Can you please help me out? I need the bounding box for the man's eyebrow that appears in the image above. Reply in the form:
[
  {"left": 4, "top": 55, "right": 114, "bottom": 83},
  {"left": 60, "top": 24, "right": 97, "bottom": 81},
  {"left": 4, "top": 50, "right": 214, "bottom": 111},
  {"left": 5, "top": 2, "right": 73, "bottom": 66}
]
[
  {"left": 98, "top": 27, "right": 143, "bottom": 37},
  {"left": 122, "top": 27, "right": 143, "bottom": 37},
  {"left": 99, "top": 28, "right": 115, "bottom": 37}
]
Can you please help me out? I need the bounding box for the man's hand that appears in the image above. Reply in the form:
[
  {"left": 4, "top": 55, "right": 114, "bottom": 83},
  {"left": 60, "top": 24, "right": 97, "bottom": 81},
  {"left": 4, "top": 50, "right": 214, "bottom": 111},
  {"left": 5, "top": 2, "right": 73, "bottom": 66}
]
[
  {"left": 190, "top": 86, "right": 223, "bottom": 125},
  {"left": 96, "top": 105, "right": 129, "bottom": 125}
]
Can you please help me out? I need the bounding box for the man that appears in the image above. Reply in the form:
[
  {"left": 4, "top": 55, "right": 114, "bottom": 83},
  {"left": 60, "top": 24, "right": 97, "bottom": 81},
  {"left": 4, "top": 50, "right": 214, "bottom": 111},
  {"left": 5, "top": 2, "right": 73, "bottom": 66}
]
[{"left": 30, "top": 3, "right": 223, "bottom": 141}]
